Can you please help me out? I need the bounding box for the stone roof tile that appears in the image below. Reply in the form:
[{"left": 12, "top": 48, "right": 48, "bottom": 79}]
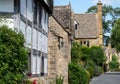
[
  {"left": 53, "top": 5, "right": 71, "bottom": 28},
  {"left": 74, "top": 14, "right": 99, "bottom": 39}
]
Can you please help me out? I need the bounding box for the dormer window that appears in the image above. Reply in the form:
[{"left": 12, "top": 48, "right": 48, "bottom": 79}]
[
  {"left": 75, "top": 24, "right": 77, "bottom": 30},
  {"left": 74, "top": 21, "right": 78, "bottom": 30}
]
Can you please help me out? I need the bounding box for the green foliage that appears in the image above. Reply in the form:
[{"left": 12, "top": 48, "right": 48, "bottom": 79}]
[
  {"left": 70, "top": 42, "right": 105, "bottom": 83},
  {"left": 86, "top": 66, "right": 94, "bottom": 78},
  {"left": 0, "top": 26, "right": 28, "bottom": 83},
  {"left": 86, "top": 60, "right": 95, "bottom": 68},
  {"left": 90, "top": 46, "right": 106, "bottom": 66},
  {"left": 68, "top": 63, "right": 90, "bottom": 84},
  {"left": 56, "top": 75, "right": 64, "bottom": 84},
  {"left": 94, "top": 66, "right": 103, "bottom": 76},
  {"left": 109, "top": 55, "right": 119, "bottom": 71},
  {"left": 111, "top": 19, "right": 120, "bottom": 51},
  {"left": 86, "top": 60, "right": 95, "bottom": 78},
  {"left": 71, "top": 42, "right": 81, "bottom": 63},
  {"left": 80, "top": 46, "right": 106, "bottom": 67},
  {"left": 80, "top": 46, "right": 90, "bottom": 63},
  {"left": 87, "top": 5, "right": 120, "bottom": 46},
  {"left": 22, "top": 80, "right": 32, "bottom": 84}
]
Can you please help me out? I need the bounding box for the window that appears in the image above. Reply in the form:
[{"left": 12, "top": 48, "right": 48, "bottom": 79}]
[
  {"left": 44, "top": 57, "right": 48, "bottom": 74},
  {"left": 27, "top": 0, "right": 33, "bottom": 21},
  {"left": 75, "top": 24, "right": 77, "bottom": 30},
  {"left": 38, "top": 32, "right": 42, "bottom": 51},
  {"left": 39, "top": 5, "right": 42, "bottom": 26},
  {"left": 45, "top": 13, "right": 48, "bottom": 32},
  {"left": 58, "top": 37, "right": 64, "bottom": 49},
  {"left": 74, "top": 21, "right": 78, "bottom": 30},
  {"left": 84, "top": 41, "right": 86, "bottom": 44},
  {"left": 32, "top": 28, "right": 37, "bottom": 49},
  {"left": 31, "top": 54, "right": 36, "bottom": 74},
  {"left": 0, "top": 0, "right": 14, "bottom": 12},
  {"left": 31, "top": 49, "right": 48, "bottom": 76},
  {"left": 36, "top": 55, "right": 41, "bottom": 74},
  {"left": 41, "top": 56, "right": 44, "bottom": 75},
  {"left": 14, "top": 0, "right": 20, "bottom": 14},
  {"left": 33, "top": 0, "right": 37, "bottom": 24},
  {"left": 87, "top": 41, "right": 89, "bottom": 47},
  {"left": 33, "top": 1, "right": 42, "bottom": 26},
  {"left": 80, "top": 40, "right": 89, "bottom": 47},
  {"left": 80, "top": 41, "right": 82, "bottom": 46},
  {"left": 41, "top": 8, "right": 48, "bottom": 32}
]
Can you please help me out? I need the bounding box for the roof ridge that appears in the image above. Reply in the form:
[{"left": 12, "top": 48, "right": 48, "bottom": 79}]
[
  {"left": 75, "top": 13, "right": 96, "bottom": 15},
  {"left": 54, "top": 5, "right": 69, "bottom": 8}
]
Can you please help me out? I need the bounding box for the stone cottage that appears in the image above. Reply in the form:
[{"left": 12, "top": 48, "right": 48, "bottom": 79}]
[
  {"left": 74, "top": 1, "right": 103, "bottom": 47},
  {"left": 104, "top": 43, "right": 120, "bottom": 70},
  {"left": 47, "top": 4, "right": 73, "bottom": 84}
]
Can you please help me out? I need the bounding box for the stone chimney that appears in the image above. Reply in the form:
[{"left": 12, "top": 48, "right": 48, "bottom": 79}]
[{"left": 97, "top": 1, "right": 103, "bottom": 46}]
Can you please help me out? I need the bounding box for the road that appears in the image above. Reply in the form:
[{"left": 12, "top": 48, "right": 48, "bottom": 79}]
[{"left": 90, "top": 72, "right": 120, "bottom": 84}]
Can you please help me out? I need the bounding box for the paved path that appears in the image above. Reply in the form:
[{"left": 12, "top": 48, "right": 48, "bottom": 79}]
[{"left": 90, "top": 72, "right": 120, "bottom": 84}]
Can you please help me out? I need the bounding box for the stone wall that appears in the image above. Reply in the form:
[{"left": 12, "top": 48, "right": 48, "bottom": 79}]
[
  {"left": 75, "top": 38, "right": 99, "bottom": 47},
  {"left": 47, "top": 16, "right": 71, "bottom": 84}
]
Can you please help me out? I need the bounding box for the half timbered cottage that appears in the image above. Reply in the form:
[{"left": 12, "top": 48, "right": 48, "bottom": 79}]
[{"left": 0, "top": 0, "right": 53, "bottom": 79}]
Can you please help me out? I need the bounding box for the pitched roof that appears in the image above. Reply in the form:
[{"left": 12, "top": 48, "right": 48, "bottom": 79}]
[
  {"left": 74, "top": 13, "right": 99, "bottom": 39},
  {"left": 53, "top": 5, "right": 71, "bottom": 28}
]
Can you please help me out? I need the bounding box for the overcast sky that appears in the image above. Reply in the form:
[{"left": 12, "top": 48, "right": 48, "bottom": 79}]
[{"left": 54, "top": 0, "right": 120, "bottom": 13}]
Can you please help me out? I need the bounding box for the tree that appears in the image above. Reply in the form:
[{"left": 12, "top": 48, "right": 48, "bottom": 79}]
[
  {"left": 87, "top": 5, "right": 120, "bottom": 46},
  {"left": 111, "top": 19, "right": 120, "bottom": 51},
  {"left": 0, "top": 26, "right": 28, "bottom": 83}
]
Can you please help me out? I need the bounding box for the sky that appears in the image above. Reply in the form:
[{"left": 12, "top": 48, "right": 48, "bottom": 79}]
[{"left": 54, "top": 0, "right": 120, "bottom": 13}]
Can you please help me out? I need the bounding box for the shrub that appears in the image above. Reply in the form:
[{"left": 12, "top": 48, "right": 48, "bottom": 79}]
[
  {"left": 0, "top": 26, "right": 28, "bottom": 83},
  {"left": 94, "top": 66, "right": 103, "bottom": 76},
  {"left": 68, "top": 63, "right": 90, "bottom": 84},
  {"left": 86, "top": 66, "right": 94, "bottom": 78},
  {"left": 86, "top": 71, "right": 90, "bottom": 81},
  {"left": 80, "top": 46, "right": 91, "bottom": 63},
  {"left": 86, "top": 60, "right": 95, "bottom": 78},
  {"left": 71, "top": 42, "right": 81, "bottom": 63},
  {"left": 90, "top": 46, "right": 106, "bottom": 66},
  {"left": 86, "top": 60, "right": 95, "bottom": 68},
  {"left": 109, "top": 55, "right": 119, "bottom": 71}
]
